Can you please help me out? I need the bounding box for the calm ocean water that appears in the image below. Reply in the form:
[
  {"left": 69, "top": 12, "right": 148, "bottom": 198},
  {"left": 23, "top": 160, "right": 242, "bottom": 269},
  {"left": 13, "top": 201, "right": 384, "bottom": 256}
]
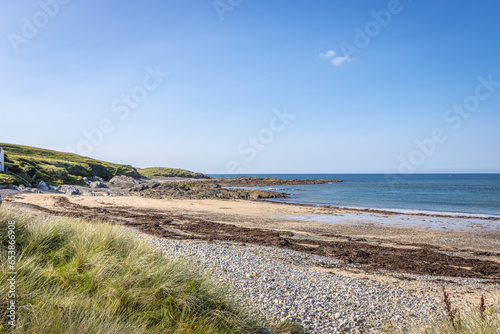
[{"left": 209, "top": 174, "right": 500, "bottom": 216}]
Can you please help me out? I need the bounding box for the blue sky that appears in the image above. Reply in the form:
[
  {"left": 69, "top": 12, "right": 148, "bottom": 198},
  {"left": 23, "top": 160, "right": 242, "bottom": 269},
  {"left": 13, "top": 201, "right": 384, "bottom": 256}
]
[{"left": 1, "top": 0, "right": 499, "bottom": 173}]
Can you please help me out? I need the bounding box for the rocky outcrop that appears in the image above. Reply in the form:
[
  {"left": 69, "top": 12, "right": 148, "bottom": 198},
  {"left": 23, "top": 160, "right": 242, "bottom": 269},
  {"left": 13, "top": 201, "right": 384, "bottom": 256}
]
[
  {"left": 201, "top": 176, "right": 342, "bottom": 187},
  {"left": 121, "top": 176, "right": 343, "bottom": 200},
  {"left": 129, "top": 182, "right": 286, "bottom": 200}
]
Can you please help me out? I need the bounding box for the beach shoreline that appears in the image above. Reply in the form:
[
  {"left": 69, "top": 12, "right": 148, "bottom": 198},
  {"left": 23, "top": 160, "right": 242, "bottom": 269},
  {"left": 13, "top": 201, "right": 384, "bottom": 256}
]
[
  {"left": 2, "top": 190, "right": 500, "bottom": 332},
  {"left": 4, "top": 191, "right": 500, "bottom": 259}
]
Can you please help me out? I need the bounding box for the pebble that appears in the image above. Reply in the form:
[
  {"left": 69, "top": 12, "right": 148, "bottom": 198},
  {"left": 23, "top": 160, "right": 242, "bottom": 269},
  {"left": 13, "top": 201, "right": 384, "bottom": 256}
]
[{"left": 146, "top": 237, "right": 477, "bottom": 333}]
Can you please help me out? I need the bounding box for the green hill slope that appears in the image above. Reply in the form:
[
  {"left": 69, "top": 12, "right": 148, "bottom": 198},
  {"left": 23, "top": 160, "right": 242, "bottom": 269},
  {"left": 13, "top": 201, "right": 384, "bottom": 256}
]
[
  {"left": 138, "top": 167, "right": 210, "bottom": 179},
  {"left": 0, "top": 143, "right": 140, "bottom": 185},
  {"left": 0, "top": 143, "right": 210, "bottom": 186}
]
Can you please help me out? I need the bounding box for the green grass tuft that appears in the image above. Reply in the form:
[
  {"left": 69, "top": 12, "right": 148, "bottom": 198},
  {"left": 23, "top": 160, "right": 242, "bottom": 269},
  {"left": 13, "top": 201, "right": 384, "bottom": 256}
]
[
  {"left": 273, "top": 319, "right": 305, "bottom": 334},
  {"left": 0, "top": 174, "right": 18, "bottom": 185},
  {"left": 0, "top": 206, "right": 263, "bottom": 333}
]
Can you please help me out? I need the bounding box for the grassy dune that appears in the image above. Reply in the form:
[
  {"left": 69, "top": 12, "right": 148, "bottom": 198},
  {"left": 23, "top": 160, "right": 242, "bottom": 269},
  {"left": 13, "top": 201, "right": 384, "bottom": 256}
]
[{"left": 0, "top": 207, "right": 263, "bottom": 333}]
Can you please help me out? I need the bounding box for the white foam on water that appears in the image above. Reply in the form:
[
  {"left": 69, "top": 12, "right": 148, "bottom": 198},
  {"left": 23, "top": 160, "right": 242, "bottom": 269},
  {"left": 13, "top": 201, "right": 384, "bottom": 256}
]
[
  {"left": 266, "top": 199, "right": 500, "bottom": 220},
  {"left": 274, "top": 211, "right": 500, "bottom": 233}
]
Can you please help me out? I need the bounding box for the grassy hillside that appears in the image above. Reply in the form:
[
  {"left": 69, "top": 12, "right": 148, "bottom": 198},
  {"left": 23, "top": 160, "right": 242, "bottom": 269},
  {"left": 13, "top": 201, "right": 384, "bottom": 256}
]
[
  {"left": 0, "top": 143, "right": 140, "bottom": 186},
  {"left": 0, "top": 207, "right": 263, "bottom": 333},
  {"left": 0, "top": 143, "right": 210, "bottom": 186},
  {"left": 139, "top": 167, "right": 210, "bottom": 179}
]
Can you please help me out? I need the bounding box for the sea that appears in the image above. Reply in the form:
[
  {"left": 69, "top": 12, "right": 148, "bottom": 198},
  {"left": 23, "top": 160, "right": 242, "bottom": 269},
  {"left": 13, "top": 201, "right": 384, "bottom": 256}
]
[{"left": 209, "top": 174, "right": 500, "bottom": 218}]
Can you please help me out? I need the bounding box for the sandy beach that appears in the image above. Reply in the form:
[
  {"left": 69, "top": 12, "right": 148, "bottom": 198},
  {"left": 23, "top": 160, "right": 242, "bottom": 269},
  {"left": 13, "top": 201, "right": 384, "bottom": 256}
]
[
  {"left": 4, "top": 192, "right": 500, "bottom": 299},
  {"left": 8, "top": 192, "right": 500, "bottom": 251}
]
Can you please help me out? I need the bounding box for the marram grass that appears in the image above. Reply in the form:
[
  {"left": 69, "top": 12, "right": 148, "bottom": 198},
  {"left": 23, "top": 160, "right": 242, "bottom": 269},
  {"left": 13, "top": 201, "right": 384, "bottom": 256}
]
[
  {"left": 384, "top": 294, "right": 500, "bottom": 334},
  {"left": 0, "top": 206, "right": 263, "bottom": 333},
  {"left": 386, "top": 310, "right": 500, "bottom": 334}
]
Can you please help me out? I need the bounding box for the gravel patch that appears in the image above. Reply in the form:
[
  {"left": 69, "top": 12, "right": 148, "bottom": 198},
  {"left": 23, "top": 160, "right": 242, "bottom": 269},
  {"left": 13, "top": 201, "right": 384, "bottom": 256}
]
[{"left": 149, "top": 237, "right": 441, "bottom": 333}]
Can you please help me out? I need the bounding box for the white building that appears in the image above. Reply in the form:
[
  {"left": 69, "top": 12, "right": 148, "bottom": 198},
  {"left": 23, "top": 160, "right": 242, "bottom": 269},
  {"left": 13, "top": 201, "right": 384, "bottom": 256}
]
[{"left": 0, "top": 147, "right": 4, "bottom": 172}]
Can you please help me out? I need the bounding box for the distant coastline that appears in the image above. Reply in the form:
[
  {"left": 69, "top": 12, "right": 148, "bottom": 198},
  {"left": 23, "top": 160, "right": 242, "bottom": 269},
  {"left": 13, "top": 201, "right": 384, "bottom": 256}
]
[{"left": 211, "top": 173, "right": 500, "bottom": 217}]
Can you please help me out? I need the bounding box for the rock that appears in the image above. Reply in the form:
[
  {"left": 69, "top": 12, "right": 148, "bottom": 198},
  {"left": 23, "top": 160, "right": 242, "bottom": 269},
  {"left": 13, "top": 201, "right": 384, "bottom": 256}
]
[
  {"left": 130, "top": 184, "right": 149, "bottom": 192},
  {"left": 109, "top": 176, "right": 139, "bottom": 187},
  {"left": 83, "top": 176, "right": 104, "bottom": 183},
  {"left": 334, "top": 313, "right": 342, "bottom": 319},
  {"left": 37, "top": 181, "right": 49, "bottom": 191},
  {"left": 17, "top": 185, "right": 28, "bottom": 192},
  {"left": 83, "top": 191, "right": 98, "bottom": 196},
  {"left": 353, "top": 315, "right": 364, "bottom": 323},
  {"left": 89, "top": 181, "right": 108, "bottom": 189},
  {"left": 61, "top": 185, "right": 80, "bottom": 196},
  {"left": 49, "top": 185, "right": 61, "bottom": 191},
  {"left": 8, "top": 185, "right": 18, "bottom": 190},
  {"left": 249, "top": 192, "right": 262, "bottom": 199}
]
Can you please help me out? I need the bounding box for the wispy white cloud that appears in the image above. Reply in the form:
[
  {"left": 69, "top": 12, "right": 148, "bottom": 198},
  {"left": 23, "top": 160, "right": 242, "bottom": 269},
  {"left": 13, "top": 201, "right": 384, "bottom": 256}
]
[
  {"left": 320, "top": 50, "right": 355, "bottom": 66},
  {"left": 319, "top": 50, "right": 336, "bottom": 58},
  {"left": 331, "top": 56, "right": 355, "bottom": 66}
]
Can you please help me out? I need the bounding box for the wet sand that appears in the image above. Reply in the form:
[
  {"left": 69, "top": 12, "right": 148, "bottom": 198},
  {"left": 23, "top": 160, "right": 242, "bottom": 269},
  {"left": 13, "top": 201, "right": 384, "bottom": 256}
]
[
  {"left": 5, "top": 192, "right": 500, "bottom": 259},
  {"left": 10, "top": 192, "right": 500, "bottom": 247}
]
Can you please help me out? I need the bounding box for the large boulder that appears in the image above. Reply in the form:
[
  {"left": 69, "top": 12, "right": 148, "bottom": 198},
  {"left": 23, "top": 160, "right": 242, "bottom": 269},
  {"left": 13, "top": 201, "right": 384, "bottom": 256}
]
[{"left": 37, "top": 181, "right": 49, "bottom": 191}]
